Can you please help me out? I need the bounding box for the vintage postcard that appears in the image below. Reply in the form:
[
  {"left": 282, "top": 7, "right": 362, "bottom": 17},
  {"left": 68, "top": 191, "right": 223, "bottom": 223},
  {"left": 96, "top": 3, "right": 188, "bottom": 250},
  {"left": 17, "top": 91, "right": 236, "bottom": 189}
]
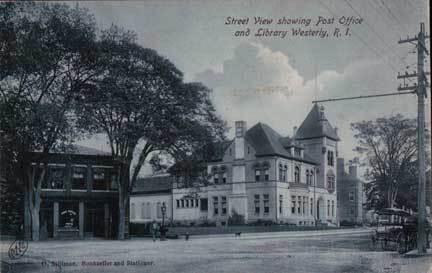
[{"left": 0, "top": 0, "right": 431, "bottom": 272}]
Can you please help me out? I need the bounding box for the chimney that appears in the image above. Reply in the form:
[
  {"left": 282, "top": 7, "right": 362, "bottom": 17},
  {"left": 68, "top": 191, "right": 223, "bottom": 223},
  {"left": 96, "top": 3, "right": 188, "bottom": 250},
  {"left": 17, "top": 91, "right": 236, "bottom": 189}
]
[
  {"left": 293, "top": 126, "right": 298, "bottom": 137},
  {"left": 318, "top": 105, "right": 326, "bottom": 121},
  {"left": 337, "top": 158, "right": 345, "bottom": 176},
  {"left": 235, "top": 121, "right": 246, "bottom": 138},
  {"left": 234, "top": 121, "right": 246, "bottom": 159},
  {"left": 349, "top": 165, "right": 358, "bottom": 178}
]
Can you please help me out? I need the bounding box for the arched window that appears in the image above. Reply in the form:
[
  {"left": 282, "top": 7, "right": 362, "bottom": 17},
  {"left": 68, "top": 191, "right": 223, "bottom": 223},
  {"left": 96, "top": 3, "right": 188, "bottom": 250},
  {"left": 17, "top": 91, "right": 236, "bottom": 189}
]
[
  {"left": 294, "top": 166, "right": 300, "bottom": 183},
  {"left": 283, "top": 165, "right": 287, "bottom": 182},
  {"left": 310, "top": 170, "right": 315, "bottom": 186},
  {"left": 264, "top": 169, "right": 269, "bottom": 181},
  {"left": 279, "top": 164, "right": 283, "bottom": 181},
  {"left": 306, "top": 170, "right": 310, "bottom": 185},
  {"left": 327, "top": 175, "right": 335, "bottom": 192}
]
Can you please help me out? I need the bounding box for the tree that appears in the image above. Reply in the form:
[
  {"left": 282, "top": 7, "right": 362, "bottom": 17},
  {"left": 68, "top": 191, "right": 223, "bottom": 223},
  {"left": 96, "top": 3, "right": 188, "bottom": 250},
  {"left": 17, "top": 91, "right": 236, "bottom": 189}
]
[
  {"left": 76, "top": 26, "right": 226, "bottom": 239},
  {"left": 351, "top": 114, "right": 420, "bottom": 211},
  {"left": 0, "top": 2, "right": 99, "bottom": 240}
]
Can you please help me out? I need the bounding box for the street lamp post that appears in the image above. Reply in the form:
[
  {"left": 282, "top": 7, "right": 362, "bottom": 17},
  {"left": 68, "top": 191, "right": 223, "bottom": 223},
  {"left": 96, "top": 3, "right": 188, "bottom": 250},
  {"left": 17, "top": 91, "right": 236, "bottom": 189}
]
[{"left": 160, "top": 203, "right": 167, "bottom": 241}]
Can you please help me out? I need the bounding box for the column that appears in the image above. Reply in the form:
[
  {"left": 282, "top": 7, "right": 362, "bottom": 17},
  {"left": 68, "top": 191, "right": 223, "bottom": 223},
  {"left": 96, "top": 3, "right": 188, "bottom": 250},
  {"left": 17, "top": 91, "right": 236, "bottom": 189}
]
[
  {"left": 86, "top": 165, "right": 92, "bottom": 192},
  {"left": 79, "top": 201, "right": 84, "bottom": 239},
  {"left": 104, "top": 203, "right": 109, "bottom": 239},
  {"left": 53, "top": 202, "right": 59, "bottom": 238}
]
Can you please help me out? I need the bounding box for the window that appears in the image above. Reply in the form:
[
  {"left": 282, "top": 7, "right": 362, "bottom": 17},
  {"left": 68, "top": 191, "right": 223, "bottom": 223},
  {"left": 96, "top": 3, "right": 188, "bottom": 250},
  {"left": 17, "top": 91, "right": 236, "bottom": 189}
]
[
  {"left": 47, "top": 166, "right": 66, "bottom": 189},
  {"left": 291, "top": 196, "right": 296, "bottom": 214},
  {"left": 255, "top": 169, "right": 260, "bottom": 181},
  {"left": 264, "top": 169, "right": 269, "bottom": 181},
  {"left": 176, "top": 200, "right": 180, "bottom": 208},
  {"left": 327, "top": 151, "right": 334, "bottom": 166},
  {"left": 181, "top": 199, "right": 184, "bottom": 208},
  {"left": 279, "top": 195, "right": 283, "bottom": 214},
  {"left": 310, "top": 171, "right": 315, "bottom": 186},
  {"left": 92, "top": 168, "right": 116, "bottom": 191},
  {"left": 214, "top": 173, "right": 219, "bottom": 184},
  {"left": 72, "top": 167, "right": 86, "bottom": 190},
  {"left": 254, "top": 194, "right": 260, "bottom": 215},
  {"left": 350, "top": 207, "right": 355, "bottom": 215},
  {"left": 297, "top": 196, "right": 301, "bottom": 214},
  {"left": 213, "top": 197, "right": 219, "bottom": 215},
  {"left": 157, "top": 202, "right": 162, "bottom": 218},
  {"left": 349, "top": 191, "right": 354, "bottom": 201},
  {"left": 310, "top": 198, "right": 313, "bottom": 215},
  {"left": 327, "top": 175, "right": 335, "bottom": 191},
  {"left": 331, "top": 200, "right": 335, "bottom": 217},
  {"left": 200, "top": 198, "right": 208, "bottom": 211},
  {"left": 141, "top": 203, "right": 146, "bottom": 219},
  {"left": 195, "top": 199, "right": 199, "bottom": 207},
  {"left": 263, "top": 194, "right": 270, "bottom": 214},
  {"left": 221, "top": 196, "right": 227, "bottom": 215},
  {"left": 283, "top": 166, "right": 287, "bottom": 182},
  {"left": 131, "top": 203, "right": 136, "bottom": 219},
  {"left": 145, "top": 202, "right": 151, "bottom": 219},
  {"left": 294, "top": 166, "right": 300, "bottom": 183},
  {"left": 222, "top": 172, "right": 227, "bottom": 184},
  {"left": 248, "top": 146, "right": 250, "bottom": 154},
  {"left": 327, "top": 200, "right": 330, "bottom": 217},
  {"left": 279, "top": 164, "right": 283, "bottom": 181},
  {"left": 303, "top": 197, "right": 306, "bottom": 215},
  {"left": 295, "top": 148, "right": 301, "bottom": 157}
]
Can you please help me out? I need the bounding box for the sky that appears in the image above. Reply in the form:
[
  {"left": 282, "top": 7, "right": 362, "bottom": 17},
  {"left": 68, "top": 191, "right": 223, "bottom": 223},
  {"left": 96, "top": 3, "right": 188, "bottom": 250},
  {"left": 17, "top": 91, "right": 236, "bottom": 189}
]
[{"left": 75, "top": 0, "right": 430, "bottom": 176}]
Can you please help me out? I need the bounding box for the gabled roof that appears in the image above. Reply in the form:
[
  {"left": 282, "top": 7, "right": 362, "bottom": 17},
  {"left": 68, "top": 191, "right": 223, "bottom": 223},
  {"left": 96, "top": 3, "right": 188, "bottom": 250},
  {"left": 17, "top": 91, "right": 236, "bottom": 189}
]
[
  {"left": 132, "top": 175, "right": 174, "bottom": 194},
  {"left": 244, "top": 123, "right": 317, "bottom": 165},
  {"left": 295, "top": 104, "right": 340, "bottom": 141}
]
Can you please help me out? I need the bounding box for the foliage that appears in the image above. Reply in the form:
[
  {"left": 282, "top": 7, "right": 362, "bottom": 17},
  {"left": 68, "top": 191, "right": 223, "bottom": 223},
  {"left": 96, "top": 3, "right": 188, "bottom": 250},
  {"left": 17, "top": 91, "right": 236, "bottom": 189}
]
[
  {"left": 351, "top": 114, "right": 425, "bottom": 211},
  {"left": 75, "top": 26, "right": 227, "bottom": 239},
  {"left": 0, "top": 2, "right": 99, "bottom": 240}
]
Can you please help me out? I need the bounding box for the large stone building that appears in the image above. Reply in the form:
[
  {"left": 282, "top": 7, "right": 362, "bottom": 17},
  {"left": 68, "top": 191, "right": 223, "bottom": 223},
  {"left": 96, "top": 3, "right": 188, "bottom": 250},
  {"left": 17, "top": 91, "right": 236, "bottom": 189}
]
[
  {"left": 131, "top": 104, "right": 340, "bottom": 226},
  {"left": 337, "top": 158, "right": 365, "bottom": 225}
]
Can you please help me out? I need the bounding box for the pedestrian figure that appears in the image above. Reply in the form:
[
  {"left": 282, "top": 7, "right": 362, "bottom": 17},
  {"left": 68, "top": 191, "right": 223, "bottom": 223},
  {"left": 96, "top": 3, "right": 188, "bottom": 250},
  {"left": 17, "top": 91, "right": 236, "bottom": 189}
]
[{"left": 151, "top": 220, "right": 158, "bottom": 242}]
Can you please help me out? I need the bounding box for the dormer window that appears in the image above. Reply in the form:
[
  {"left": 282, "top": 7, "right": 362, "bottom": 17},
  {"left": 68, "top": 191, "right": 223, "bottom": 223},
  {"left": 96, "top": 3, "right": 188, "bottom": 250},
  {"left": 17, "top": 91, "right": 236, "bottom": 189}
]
[
  {"left": 295, "top": 148, "right": 301, "bottom": 157},
  {"left": 213, "top": 173, "right": 219, "bottom": 184},
  {"left": 255, "top": 169, "right": 260, "bottom": 181},
  {"left": 264, "top": 169, "right": 269, "bottom": 181}
]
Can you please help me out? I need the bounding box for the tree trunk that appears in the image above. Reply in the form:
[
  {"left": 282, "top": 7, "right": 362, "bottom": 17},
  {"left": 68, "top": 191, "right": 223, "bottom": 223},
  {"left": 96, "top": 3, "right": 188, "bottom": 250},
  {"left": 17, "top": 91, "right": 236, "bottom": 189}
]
[
  {"left": 118, "top": 196, "right": 126, "bottom": 240},
  {"left": 31, "top": 206, "right": 40, "bottom": 241},
  {"left": 117, "top": 161, "right": 130, "bottom": 240}
]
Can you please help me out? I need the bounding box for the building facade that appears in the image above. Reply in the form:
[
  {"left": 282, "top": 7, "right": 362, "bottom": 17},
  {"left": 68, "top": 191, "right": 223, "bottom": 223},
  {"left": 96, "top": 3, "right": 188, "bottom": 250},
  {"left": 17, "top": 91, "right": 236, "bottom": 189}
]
[
  {"left": 131, "top": 104, "right": 340, "bottom": 226},
  {"left": 337, "top": 158, "right": 365, "bottom": 225},
  {"left": 26, "top": 146, "right": 120, "bottom": 239}
]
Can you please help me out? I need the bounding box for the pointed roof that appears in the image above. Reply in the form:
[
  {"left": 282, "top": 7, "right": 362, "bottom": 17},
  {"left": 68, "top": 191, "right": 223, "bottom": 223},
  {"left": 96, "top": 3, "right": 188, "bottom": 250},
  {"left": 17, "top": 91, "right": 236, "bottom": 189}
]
[
  {"left": 295, "top": 104, "right": 340, "bottom": 141},
  {"left": 244, "top": 122, "right": 317, "bottom": 165}
]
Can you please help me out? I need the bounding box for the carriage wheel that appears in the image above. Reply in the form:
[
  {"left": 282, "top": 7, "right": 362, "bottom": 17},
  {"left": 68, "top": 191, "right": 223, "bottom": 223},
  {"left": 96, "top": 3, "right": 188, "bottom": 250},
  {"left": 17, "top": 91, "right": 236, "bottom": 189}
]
[
  {"left": 397, "top": 233, "right": 407, "bottom": 254},
  {"left": 371, "top": 235, "right": 377, "bottom": 250}
]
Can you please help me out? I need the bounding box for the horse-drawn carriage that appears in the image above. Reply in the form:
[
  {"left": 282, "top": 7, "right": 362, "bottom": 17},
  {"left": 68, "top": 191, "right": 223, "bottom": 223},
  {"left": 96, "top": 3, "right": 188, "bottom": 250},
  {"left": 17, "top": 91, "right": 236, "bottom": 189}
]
[{"left": 371, "top": 208, "right": 430, "bottom": 254}]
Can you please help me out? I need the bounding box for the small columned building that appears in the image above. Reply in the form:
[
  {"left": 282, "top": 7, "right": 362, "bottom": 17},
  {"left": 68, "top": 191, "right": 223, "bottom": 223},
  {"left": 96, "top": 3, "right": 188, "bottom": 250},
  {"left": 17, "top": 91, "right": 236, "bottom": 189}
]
[{"left": 26, "top": 146, "right": 120, "bottom": 240}]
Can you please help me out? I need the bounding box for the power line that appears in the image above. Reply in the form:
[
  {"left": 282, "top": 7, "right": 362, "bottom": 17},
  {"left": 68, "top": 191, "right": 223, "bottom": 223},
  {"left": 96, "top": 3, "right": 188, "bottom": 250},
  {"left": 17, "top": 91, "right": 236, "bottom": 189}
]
[
  {"left": 343, "top": 0, "right": 411, "bottom": 68},
  {"left": 312, "top": 90, "right": 415, "bottom": 104},
  {"left": 317, "top": 0, "right": 400, "bottom": 73}
]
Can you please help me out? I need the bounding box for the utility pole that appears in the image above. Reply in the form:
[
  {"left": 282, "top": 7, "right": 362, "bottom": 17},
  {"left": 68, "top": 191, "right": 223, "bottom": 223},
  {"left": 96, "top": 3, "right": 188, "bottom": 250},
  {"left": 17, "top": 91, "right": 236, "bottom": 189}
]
[{"left": 398, "top": 22, "right": 430, "bottom": 254}]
